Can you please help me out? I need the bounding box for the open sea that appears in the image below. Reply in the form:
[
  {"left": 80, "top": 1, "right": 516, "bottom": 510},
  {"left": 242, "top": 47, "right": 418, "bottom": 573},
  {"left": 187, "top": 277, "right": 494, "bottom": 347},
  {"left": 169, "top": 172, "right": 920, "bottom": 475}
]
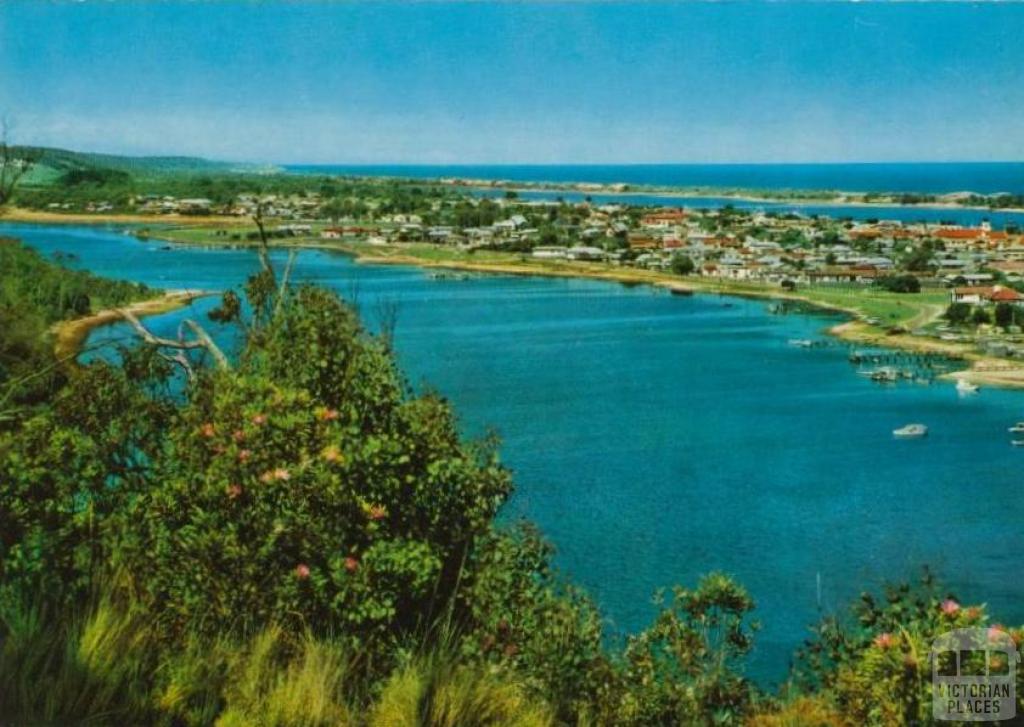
[
  {"left": 287, "top": 162, "right": 1024, "bottom": 195},
  {"left": 5, "top": 221, "right": 1024, "bottom": 683}
]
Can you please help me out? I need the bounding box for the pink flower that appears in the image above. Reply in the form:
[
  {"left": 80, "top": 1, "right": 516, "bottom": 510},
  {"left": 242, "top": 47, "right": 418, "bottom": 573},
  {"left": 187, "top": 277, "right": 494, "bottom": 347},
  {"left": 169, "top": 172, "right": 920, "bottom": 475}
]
[
  {"left": 262, "top": 467, "right": 290, "bottom": 482},
  {"left": 238, "top": 449, "right": 252, "bottom": 463},
  {"left": 874, "top": 632, "right": 895, "bottom": 649},
  {"left": 941, "top": 599, "right": 960, "bottom": 616},
  {"left": 295, "top": 563, "right": 310, "bottom": 580},
  {"left": 251, "top": 414, "right": 267, "bottom": 426},
  {"left": 200, "top": 423, "right": 216, "bottom": 438},
  {"left": 232, "top": 429, "right": 246, "bottom": 443},
  {"left": 369, "top": 505, "right": 386, "bottom": 521},
  {"left": 319, "top": 408, "right": 340, "bottom": 421},
  {"left": 226, "top": 483, "right": 243, "bottom": 499},
  {"left": 322, "top": 446, "right": 342, "bottom": 463},
  {"left": 344, "top": 556, "right": 359, "bottom": 573},
  {"left": 989, "top": 625, "right": 1008, "bottom": 642}
]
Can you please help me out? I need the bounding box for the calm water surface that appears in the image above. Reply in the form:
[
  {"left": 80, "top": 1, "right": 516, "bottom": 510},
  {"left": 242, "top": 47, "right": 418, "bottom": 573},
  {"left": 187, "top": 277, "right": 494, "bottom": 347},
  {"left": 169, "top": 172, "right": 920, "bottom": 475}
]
[
  {"left": 288, "top": 162, "right": 1024, "bottom": 195},
  {"left": 5, "top": 222, "right": 1023, "bottom": 682}
]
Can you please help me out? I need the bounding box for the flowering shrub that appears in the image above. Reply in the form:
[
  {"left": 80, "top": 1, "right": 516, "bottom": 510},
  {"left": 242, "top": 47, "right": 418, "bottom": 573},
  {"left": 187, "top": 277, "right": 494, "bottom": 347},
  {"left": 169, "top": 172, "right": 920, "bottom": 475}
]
[
  {"left": 110, "top": 287, "right": 511, "bottom": 671},
  {"left": 792, "top": 570, "right": 1024, "bottom": 726}
]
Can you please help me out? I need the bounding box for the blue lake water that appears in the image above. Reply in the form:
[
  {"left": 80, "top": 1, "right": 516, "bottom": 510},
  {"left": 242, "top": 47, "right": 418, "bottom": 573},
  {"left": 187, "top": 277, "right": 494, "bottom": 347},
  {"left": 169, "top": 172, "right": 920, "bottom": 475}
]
[
  {"left": 5, "top": 221, "right": 1024, "bottom": 683},
  {"left": 288, "top": 162, "right": 1024, "bottom": 195}
]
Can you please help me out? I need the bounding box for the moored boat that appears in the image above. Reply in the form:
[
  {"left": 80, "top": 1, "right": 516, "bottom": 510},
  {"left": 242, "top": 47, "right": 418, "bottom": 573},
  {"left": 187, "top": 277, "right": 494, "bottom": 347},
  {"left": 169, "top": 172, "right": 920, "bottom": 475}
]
[
  {"left": 868, "top": 367, "right": 899, "bottom": 383},
  {"left": 893, "top": 423, "right": 928, "bottom": 439},
  {"left": 956, "top": 379, "right": 979, "bottom": 394},
  {"left": 1009, "top": 422, "right": 1024, "bottom": 434}
]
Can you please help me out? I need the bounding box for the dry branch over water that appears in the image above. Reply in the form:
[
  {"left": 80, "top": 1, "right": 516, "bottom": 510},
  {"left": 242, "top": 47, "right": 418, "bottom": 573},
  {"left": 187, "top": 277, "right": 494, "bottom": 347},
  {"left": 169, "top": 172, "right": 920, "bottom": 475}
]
[{"left": 52, "top": 290, "right": 218, "bottom": 360}]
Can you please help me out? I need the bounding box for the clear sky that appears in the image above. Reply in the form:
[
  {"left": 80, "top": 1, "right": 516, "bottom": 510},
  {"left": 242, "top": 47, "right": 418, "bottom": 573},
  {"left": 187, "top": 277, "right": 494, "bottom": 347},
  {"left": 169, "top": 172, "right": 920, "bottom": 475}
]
[{"left": 1, "top": 1, "right": 1022, "bottom": 164}]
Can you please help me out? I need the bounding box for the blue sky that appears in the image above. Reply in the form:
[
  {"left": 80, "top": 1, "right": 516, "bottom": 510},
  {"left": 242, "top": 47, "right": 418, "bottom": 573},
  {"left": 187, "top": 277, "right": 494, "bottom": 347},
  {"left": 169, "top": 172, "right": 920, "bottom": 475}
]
[{"left": 1, "top": 1, "right": 1022, "bottom": 164}]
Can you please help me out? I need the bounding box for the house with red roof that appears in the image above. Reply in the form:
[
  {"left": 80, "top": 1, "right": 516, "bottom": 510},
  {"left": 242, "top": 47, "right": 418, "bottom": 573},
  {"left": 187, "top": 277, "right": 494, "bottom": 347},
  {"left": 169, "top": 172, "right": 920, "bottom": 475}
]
[{"left": 951, "top": 285, "right": 1024, "bottom": 306}]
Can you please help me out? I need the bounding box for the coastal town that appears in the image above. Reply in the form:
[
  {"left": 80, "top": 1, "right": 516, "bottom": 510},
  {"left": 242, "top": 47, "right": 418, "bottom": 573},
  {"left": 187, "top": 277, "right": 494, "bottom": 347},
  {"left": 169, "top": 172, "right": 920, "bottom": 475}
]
[{"left": 12, "top": 166, "right": 1024, "bottom": 380}]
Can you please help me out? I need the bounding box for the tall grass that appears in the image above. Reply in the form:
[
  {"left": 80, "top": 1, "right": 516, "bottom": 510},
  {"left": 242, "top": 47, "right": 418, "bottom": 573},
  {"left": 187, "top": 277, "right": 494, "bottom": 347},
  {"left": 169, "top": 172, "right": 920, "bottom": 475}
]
[
  {"left": 0, "top": 595, "right": 152, "bottom": 723},
  {"left": 370, "top": 651, "right": 553, "bottom": 727},
  {"left": 0, "top": 595, "right": 553, "bottom": 726},
  {"left": 215, "top": 628, "right": 355, "bottom": 727}
]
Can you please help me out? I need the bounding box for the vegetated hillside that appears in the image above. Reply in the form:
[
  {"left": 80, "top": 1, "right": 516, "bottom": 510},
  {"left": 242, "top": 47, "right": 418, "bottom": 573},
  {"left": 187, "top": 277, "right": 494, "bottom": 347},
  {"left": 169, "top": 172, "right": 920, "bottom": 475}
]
[
  {"left": 14, "top": 146, "right": 277, "bottom": 186},
  {"left": 0, "top": 237, "right": 155, "bottom": 422}
]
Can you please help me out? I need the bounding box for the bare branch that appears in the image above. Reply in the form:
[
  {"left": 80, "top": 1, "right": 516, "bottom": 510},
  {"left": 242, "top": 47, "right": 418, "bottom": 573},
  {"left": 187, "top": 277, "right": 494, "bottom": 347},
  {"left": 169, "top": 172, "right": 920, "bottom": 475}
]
[
  {"left": 119, "top": 309, "right": 230, "bottom": 373},
  {"left": 158, "top": 350, "right": 195, "bottom": 381},
  {"left": 252, "top": 201, "right": 275, "bottom": 280},
  {"left": 181, "top": 319, "right": 229, "bottom": 370},
  {"left": 274, "top": 249, "right": 298, "bottom": 317},
  {"left": 120, "top": 309, "right": 208, "bottom": 350}
]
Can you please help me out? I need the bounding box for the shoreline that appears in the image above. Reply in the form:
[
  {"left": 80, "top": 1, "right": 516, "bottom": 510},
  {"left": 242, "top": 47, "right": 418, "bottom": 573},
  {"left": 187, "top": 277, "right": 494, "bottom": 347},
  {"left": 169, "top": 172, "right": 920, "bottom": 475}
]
[
  {"left": 344, "top": 247, "right": 1024, "bottom": 389},
  {"left": 16, "top": 212, "right": 1024, "bottom": 389},
  {"left": 468, "top": 183, "right": 1024, "bottom": 215},
  {"left": 4, "top": 180, "right": 1024, "bottom": 230},
  {"left": 3, "top": 208, "right": 249, "bottom": 227},
  {"left": 53, "top": 289, "right": 218, "bottom": 360}
]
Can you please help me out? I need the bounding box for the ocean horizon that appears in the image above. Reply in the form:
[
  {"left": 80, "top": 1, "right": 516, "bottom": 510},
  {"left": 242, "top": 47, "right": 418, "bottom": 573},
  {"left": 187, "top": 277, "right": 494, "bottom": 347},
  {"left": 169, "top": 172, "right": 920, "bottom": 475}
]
[{"left": 286, "top": 162, "right": 1024, "bottom": 195}]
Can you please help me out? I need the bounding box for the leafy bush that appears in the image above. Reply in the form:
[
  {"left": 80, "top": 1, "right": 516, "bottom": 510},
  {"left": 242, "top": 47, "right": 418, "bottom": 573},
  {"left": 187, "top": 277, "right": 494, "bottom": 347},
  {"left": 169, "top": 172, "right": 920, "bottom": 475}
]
[
  {"left": 108, "top": 286, "right": 511, "bottom": 676},
  {"left": 791, "top": 570, "right": 1024, "bottom": 726},
  {"left": 873, "top": 275, "right": 921, "bottom": 294},
  {"left": 943, "top": 302, "right": 971, "bottom": 325}
]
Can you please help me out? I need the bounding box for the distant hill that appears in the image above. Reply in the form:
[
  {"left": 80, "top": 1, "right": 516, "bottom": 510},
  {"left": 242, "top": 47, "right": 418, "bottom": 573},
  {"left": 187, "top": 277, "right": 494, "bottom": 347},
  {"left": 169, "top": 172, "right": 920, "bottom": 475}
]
[{"left": 14, "top": 146, "right": 277, "bottom": 185}]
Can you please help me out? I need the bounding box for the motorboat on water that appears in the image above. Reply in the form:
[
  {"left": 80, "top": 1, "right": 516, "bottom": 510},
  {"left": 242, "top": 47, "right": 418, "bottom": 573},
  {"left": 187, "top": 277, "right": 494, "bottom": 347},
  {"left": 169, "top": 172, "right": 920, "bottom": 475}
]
[
  {"left": 1012, "top": 440, "right": 1024, "bottom": 448},
  {"left": 893, "top": 423, "right": 928, "bottom": 439},
  {"left": 956, "top": 379, "right": 979, "bottom": 394},
  {"left": 1008, "top": 422, "right": 1024, "bottom": 434}
]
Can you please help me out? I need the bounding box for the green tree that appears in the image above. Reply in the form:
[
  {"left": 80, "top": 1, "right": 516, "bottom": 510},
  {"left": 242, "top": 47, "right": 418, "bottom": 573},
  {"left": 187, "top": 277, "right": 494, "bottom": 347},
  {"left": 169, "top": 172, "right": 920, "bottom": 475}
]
[
  {"left": 944, "top": 302, "right": 971, "bottom": 326},
  {"left": 994, "top": 302, "right": 1016, "bottom": 329},
  {"left": 874, "top": 275, "right": 921, "bottom": 294},
  {"left": 671, "top": 254, "right": 695, "bottom": 276}
]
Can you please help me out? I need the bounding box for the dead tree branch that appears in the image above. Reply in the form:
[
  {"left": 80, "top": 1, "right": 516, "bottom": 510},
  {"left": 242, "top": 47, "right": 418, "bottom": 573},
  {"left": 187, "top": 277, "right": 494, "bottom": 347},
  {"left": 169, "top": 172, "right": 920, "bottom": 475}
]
[
  {"left": 120, "top": 308, "right": 229, "bottom": 378},
  {"left": 274, "top": 249, "right": 298, "bottom": 317},
  {"left": 252, "top": 201, "right": 276, "bottom": 281}
]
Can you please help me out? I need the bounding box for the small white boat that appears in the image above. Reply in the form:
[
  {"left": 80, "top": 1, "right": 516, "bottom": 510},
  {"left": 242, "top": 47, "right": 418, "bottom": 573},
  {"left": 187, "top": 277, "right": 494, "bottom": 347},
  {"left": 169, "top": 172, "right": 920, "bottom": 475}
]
[
  {"left": 1009, "top": 423, "right": 1024, "bottom": 434},
  {"left": 893, "top": 423, "right": 928, "bottom": 439},
  {"left": 956, "top": 379, "right": 979, "bottom": 395},
  {"left": 788, "top": 339, "right": 814, "bottom": 348},
  {"left": 1012, "top": 440, "right": 1024, "bottom": 448},
  {"left": 869, "top": 367, "right": 899, "bottom": 383}
]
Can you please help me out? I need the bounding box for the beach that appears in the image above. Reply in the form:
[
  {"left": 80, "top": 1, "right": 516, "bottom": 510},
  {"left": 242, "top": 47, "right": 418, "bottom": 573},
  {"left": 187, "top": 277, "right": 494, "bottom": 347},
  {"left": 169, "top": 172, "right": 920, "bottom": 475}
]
[{"left": 52, "top": 289, "right": 217, "bottom": 361}]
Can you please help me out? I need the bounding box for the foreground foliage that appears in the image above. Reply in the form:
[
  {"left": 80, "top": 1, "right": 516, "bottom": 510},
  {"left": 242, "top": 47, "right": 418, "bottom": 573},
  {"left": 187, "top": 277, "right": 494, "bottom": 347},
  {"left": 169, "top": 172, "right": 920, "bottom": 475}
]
[
  {"left": 1, "top": 241, "right": 1022, "bottom": 725},
  {"left": 0, "top": 237, "right": 152, "bottom": 420}
]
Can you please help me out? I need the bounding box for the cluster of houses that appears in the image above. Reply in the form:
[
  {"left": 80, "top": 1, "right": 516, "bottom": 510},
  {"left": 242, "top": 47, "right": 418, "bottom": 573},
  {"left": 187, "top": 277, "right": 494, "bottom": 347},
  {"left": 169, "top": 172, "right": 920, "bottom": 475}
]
[
  {"left": 308, "top": 196, "right": 1024, "bottom": 300},
  {"left": 72, "top": 187, "right": 1024, "bottom": 303},
  {"left": 505, "top": 204, "right": 1024, "bottom": 288},
  {"left": 121, "top": 193, "right": 323, "bottom": 218}
]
